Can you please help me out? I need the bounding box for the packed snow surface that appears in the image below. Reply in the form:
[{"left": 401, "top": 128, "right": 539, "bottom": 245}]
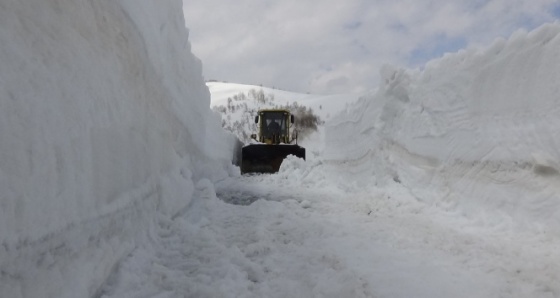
[{"left": 2, "top": 1, "right": 560, "bottom": 297}]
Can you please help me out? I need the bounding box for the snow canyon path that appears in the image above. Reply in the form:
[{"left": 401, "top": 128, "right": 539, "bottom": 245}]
[{"left": 98, "top": 170, "right": 560, "bottom": 298}]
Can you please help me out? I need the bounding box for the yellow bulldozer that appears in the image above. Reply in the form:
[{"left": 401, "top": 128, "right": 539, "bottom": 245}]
[{"left": 241, "top": 109, "right": 306, "bottom": 174}]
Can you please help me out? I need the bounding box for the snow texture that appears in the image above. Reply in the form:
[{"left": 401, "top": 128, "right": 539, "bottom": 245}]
[
  {"left": 0, "top": 1, "right": 237, "bottom": 297},
  {"left": 2, "top": 0, "right": 560, "bottom": 297}
]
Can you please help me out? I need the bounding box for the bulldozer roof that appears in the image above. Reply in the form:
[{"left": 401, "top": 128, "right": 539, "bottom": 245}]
[{"left": 258, "top": 109, "right": 291, "bottom": 114}]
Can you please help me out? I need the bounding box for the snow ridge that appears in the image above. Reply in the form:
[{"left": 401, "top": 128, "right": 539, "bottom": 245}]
[{"left": 325, "top": 22, "right": 560, "bottom": 232}]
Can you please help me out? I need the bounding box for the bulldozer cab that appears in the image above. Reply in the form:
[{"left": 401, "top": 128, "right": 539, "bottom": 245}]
[
  {"left": 254, "top": 109, "right": 294, "bottom": 144},
  {"left": 242, "top": 109, "right": 305, "bottom": 174}
]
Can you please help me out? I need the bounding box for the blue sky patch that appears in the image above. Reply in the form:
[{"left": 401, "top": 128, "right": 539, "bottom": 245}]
[
  {"left": 408, "top": 35, "right": 467, "bottom": 66},
  {"left": 553, "top": 3, "right": 560, "bottom": 19}
]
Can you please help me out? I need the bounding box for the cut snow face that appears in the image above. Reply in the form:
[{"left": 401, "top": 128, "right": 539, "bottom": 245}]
[{"left": 0, "top": 1, "right": 236, "bottom": 297}]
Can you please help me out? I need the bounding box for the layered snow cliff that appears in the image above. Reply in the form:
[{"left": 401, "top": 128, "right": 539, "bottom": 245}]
[{"left": 0, "top": 1, "right": 236, "bottom": 297}]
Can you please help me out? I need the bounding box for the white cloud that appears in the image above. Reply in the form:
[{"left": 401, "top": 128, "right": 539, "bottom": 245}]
[{"left": 183, "top": 0, "right": 558, "bottom": 94}]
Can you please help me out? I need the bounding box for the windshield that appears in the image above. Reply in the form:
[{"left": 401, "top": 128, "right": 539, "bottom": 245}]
[{"left": 261, "top": 112, "right": 287, "bottom": 136}]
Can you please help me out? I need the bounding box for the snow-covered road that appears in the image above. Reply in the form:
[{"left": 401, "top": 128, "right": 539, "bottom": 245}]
[{"left": 99, "top": 161, "right": 560, "bottom": 298}]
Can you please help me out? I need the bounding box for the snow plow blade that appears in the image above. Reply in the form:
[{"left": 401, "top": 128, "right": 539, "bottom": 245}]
[{"left": 241, "top": 144, "right": 305, "bottom": 174}]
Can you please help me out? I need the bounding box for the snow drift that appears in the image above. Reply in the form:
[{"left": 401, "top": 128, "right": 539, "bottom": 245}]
[
  {"left": 326, "top": 22, "right": 560, "bottom": 233},
  {"left": 0, "top": 0, "right": 237, "bottom": 297}
]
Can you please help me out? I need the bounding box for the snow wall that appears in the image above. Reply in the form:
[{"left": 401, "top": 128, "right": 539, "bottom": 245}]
[
  {"left": 0, "top": 1, "right": 238, "bottom": 297},
  {"left": 326, "top": 23, "right": 560, "bottom": 233}
]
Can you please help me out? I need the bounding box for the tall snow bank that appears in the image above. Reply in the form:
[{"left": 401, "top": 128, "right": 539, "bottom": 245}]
[
  {"left": 0, "top": 0, "right": 237, "bottom": 297},
  {"left": 326, "top": 22, "right": 560, "bottom": 232}
]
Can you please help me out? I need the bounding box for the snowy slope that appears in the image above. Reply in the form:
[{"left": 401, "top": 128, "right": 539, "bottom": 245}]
[
  {"left": 325, "top": 23, "right": 560, "bottom": 232},
  {"left": 207, "top": 81, "right": 360, "bottom": 122},
  {"left": 0, "top": 1, "right": 237, "bottom": 297},
  {"left": 207, "top": 81, "right": 361, "bottom": 156}
]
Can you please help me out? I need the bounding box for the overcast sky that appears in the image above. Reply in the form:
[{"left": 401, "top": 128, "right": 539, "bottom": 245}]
[{"left": 183, "top": 0, "right": 560, "bottom": 94}]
